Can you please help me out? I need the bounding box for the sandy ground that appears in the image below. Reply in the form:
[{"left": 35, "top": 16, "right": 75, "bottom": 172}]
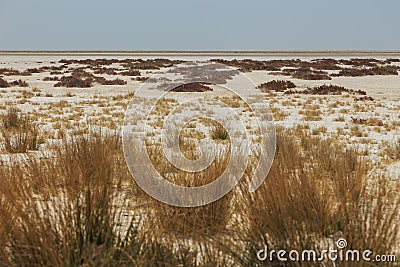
[
  {"left": 0, "top": 53, "right": 399, "bottom": 179},
  {"left": 0, "top": 53, "right": 399, "bottom": 254}
]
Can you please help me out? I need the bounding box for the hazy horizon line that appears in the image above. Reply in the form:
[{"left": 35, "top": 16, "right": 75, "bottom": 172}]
[{"left": 1, "top": 50, "right": 400, "bottom": 55}]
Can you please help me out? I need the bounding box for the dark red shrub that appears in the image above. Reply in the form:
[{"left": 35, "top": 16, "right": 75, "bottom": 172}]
[
  {"left": 0, "top": 77, "right": 10, "bottom": 88},
  {"left": 258, "top": 80, "right": 296, "bottom": 92},
  {"left": 170, "top": 82, "right": 212, "bottom": 92}
]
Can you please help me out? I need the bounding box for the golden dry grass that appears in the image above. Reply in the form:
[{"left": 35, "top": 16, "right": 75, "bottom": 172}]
[{"left": 0, "top": 122, "right": 398, "bottom": 266}]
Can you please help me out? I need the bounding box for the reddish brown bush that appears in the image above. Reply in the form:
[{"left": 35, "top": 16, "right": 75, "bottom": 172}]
[
  {"left": 170, "top": 82, "right": 212, "bottom": 92},
  {"left": 308, "top": 58, "right": 342, "bottom": 70},
  {"left": 54, "top": 76, "right": 92, "bottom": 88},
  {"left": 211, "top": 58, "right": 303, "bottom": 72},
  {"left": 333, "top": 65, "right": 399, "bottom": 77},
  {"left": 50, "top": 71, "right": 63, "bottom": 75},
  {"left": 92, "top": 67, "right": 118, "bottom": 75},
  {"left": 101, "top": 78, "right": 127, "bottom": 85},
  {"left": 134, "top": 77, "right": 149, "bottom": 82},
  {"left": 70, "top": 69, "right": 94, "bottom": 78},
  {"left": 290, "top": 67, "right": 332, "bottom": 80},
  {"left": 43, "top": 76, "right": 60, "bottom": 81},
  {"left": 355, "top": 96, "right": 374, "bottom": 101},
  {"left": 120, "top": 69, "right": 141, "bottom": 76},
  {"left": 0, "top": 77, "right": 10, "bottom": 87},
  {"left": 339, "top": 58, "right": 382, "bottom": 67},
  {"left": 0, "top": 68, "right": 31, "bottom": 76},
  {"left": 258, "top": 80, "right": 296, "bottom": 92},
  {"left": 9, "top": 80, "right": 29, "bottom": 87},
  {"left": 302, "top": 84, "right": 366, "bottom": 95},
  {"left": 26, "top": 68, "right": 43, "bottom": 74},
  {"left": 385, "top": 58, "right": 400, "bottom": 64}
]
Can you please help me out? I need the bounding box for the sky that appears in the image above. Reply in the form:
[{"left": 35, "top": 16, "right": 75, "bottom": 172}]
[{"left": 0, "top": 0, "right": 399, "bottom": 51}]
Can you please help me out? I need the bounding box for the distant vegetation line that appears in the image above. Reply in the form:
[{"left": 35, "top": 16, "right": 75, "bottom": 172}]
[{"left": 1, "top": 50, "right": 400, "bottom": 54}]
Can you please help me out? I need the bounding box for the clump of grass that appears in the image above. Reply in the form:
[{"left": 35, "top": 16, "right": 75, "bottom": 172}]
[
  {"left": 0, "top": 129, "right": 183, "bottom": 266},
  {"left": 351, "top": 117, "right": 384, "bottom": 126},
  {"left": 271, "top": 107, "right": 288, "bottom": 121},
  {"left": 300, "top": 108, "right": 322, "bottom": 121},
  {"left": 333, "top": 115, "right": 345, "bottom": 122},
  {"left": 210, "top": 123, "right": 229, "bottom": 141},
  {"left": 1, "top": 107, "right": 43, "bottom": 153},
  {"left": 1, "top": 123, "right": 399, "bottom": 266},
  {"left": 384, "top": 139, "right": 400, "bottom": 161},
  {"left": 227, "top": 129, "right": 400, "bottom": 266}
]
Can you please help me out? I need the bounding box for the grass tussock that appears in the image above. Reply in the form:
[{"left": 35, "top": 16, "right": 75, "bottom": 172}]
[
  {"left": 0, "top": 130, "right": 181, "bottom": 267},
  {"left": 1, "top": 107, "right": 43, "bottom": 153},
  {"left": 0, "top": 126, "right": 399, "bottom": 266},
  {"left": 210, "top": 122, "right": 229, "bottom": 141},
  {"left": 222, "top": 129, "right": 400, "bottom": 266}
]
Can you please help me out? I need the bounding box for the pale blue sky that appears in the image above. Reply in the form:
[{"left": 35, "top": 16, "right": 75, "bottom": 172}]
[{"left": 0, "top": 0, "right": 399, "bottom": 50}]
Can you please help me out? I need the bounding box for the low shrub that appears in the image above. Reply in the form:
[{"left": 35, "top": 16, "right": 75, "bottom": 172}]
[
  {"left": 100, "top": 78, "right": 127, "bottom": 85},
  {"left": 170, "top": 82, "right": 213, "bottom": 92},
  {"left": 210, "top": 123, "right": 229, "bottom": 141},
  {"left": 119, "top": 69, "right": 141, "bottom": 76},
  {"left": 9, "top": 79, "right": 29, "bottom": 87},
  {"left": 43, "top": 76, "right": 60, "bottom": 81},
  {"left": 290, "top": 67, "right": 332, "bottom": 80},
  {"left": 1, "top": 108, "right": 43, "bottom": 153},
  {"left": 229, "top": 129, "right": 400, "bottom": 266},
  {"left": 355, "top": 96, "right": 374, "bottom": 101},
  {"left": 301, "top": 84, "right": 367, "bottom": 95},
  {"left": 333, "top": 66, "right": 399, "bottom": 77},
  {"left": 92, "top": 67, "right": 118, "bottom": 75},
  {"left": 54, "top": 76, "right": 92, "bottom": 88},
  {"left": 0, "top": 77, "right": 10, "bottom": 88},
  {"left": 258, "top": 80, "right": 296, "bottom": 92},
  {"left": 351, "top": 117, "right": 384, "bottom": 126}
]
